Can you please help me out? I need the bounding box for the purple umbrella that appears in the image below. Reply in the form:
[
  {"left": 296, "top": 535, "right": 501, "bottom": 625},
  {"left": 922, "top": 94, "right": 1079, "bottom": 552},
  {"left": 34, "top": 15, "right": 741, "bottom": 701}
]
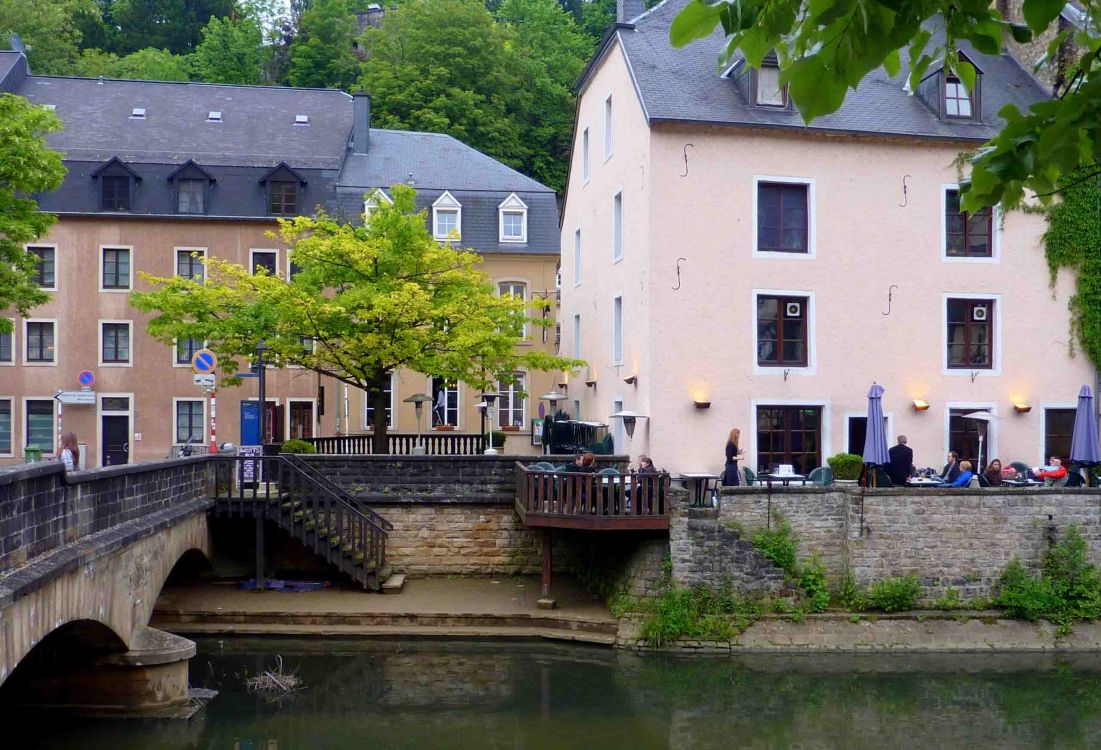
[
  {"left": 1071, "top": 385, "right": 1100, "bottom": 466},
  {"left": 862, "top": 384, "right": 889, "bottom": 466}
]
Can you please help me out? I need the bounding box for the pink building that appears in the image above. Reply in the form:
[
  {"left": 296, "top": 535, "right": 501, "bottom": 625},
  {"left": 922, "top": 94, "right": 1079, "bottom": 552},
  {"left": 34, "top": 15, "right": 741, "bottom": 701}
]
[{"left": 559, "top": 0, "right": 1095, "bottom": 477}]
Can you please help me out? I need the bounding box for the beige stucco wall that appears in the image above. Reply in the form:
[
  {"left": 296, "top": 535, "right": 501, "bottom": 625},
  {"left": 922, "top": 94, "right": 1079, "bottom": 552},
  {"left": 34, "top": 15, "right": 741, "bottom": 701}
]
[
  {"left": 561, "top": 40, "right": 1096, "bottom": 475},
  {"left": 0, "top": 217, "right": 559, "bottom": 466}
]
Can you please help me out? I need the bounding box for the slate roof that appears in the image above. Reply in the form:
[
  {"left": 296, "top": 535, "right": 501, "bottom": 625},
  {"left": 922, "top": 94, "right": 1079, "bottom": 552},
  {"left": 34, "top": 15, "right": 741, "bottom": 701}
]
[{"left": 610, "top": 0, "right": 1050, "bottom": 141}]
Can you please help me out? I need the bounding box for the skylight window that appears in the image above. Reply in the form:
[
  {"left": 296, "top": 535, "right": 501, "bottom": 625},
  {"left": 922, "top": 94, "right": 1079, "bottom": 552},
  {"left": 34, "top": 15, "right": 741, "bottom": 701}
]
[
  {"left": 130, "top": 108, "right": 146, "bottom": 119},
  {"left": 294, "top": 114, "right": 309, "bottom": 125},
  {"left": 42, "top": 104, "right": 56, "bottom": 111},
  {"left": 207, "top": 111, "right": 222, "bottom": 122}
]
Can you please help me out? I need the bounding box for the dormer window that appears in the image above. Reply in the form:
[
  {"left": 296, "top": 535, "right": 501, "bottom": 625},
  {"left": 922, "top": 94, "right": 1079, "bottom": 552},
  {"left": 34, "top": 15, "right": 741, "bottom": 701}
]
[
  {"left": 93, "top": 158, "right": 141, "bottom": 212},
  {"left": 756, "top": 62, "right": 787, "bottom": 107},
  {"left": 168, "top": 160, "right": 215, "bottom": 216},
  {"left": 498, "top": 193, "right": 528, "bottom": 243},
  {"left": 260, "top": 162, "right": 307, "bottom": 217},
  {"left": 364, "top": 189, "right": 392, "bottom": 223},
  {"left": 433, "top": 191, "right": 462, "bottom": 241},
  {"left": 945, "top": 75, "right": 973, "bottom": 118}
]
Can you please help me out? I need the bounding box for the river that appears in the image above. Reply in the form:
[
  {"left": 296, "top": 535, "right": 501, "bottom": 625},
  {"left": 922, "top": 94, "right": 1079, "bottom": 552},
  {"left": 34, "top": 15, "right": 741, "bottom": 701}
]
[{"left": 18, "top": 638, "right": 1101, "bottom": 748}]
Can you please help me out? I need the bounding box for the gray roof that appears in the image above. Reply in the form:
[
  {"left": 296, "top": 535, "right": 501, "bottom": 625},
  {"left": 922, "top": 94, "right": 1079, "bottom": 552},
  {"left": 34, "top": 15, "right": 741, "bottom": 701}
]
[
  {"left": 612, "top": 0, "right": 1049, "bottom": 141},
  {"left": 338, "top": 130, "right": 551, "bottom": 193},
  {"left": 9, "top": 66, "right": 352, "bottom": 169}
]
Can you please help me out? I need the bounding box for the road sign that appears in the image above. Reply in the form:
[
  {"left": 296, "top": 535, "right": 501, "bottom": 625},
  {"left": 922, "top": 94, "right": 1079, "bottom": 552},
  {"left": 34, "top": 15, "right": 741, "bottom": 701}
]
[
  {"left": 78, "top": 370, "right": 95, "bottom": 388},
  {"left": 192, "top": 349, "right": 218, "bottom": 374},
  {"left": 55, "top": 390, "right": 96, "bottom": 405},
  {"left": 193, "top": 374, "right": 216, "bottom": 387}
]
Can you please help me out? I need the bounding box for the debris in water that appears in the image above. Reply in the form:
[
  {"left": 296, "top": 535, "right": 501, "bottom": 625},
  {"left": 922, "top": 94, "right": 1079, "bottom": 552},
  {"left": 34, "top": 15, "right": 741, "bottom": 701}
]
[{"left": 245, "top": 656, "right": 304, "bottom": 701}]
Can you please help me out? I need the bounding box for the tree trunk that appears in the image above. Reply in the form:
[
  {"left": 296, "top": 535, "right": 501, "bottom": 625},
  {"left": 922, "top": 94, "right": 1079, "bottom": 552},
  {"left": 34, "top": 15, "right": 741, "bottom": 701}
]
[{"left": 370, "top": 370, "right": 389, "bottom": 454}]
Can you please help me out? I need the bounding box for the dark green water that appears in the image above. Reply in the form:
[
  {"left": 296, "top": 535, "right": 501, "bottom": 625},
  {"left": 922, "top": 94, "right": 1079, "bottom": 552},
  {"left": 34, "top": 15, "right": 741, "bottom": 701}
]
[{"left": 18, "top": 639, "right": 1101, "bottom": 749}]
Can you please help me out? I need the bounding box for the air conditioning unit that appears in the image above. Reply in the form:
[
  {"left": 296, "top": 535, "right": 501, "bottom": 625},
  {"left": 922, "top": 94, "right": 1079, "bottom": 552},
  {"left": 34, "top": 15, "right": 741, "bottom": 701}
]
[
  {"left": 785, "top": 301, "right": 802, "bottom": 318},
  {"left": 972, "top": 305, "right": 989, "bottom": 322}
]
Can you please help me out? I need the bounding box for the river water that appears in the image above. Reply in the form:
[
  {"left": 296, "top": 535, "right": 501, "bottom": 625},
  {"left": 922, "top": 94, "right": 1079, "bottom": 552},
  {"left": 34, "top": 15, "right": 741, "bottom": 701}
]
[{"left": 19, "top": 638, "right": 1101, "bottom": 749}]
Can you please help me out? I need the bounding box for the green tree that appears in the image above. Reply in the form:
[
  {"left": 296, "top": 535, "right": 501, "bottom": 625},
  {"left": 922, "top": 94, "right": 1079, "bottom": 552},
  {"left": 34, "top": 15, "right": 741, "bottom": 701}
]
[
  {"left": 0, "top": 0, "right": 96, "bottom": 75},
  {"left": 131, "top": 185, "right": 581, "bottom": 450},
  {"left": 287, "top": 0, "right": 357, "bottom": 89},
  {"left": 191, "top": 15, "right": 264, "bottom": 85},
  {"left": 72, "top": 48, "right": 123, "bottom": 78},
  {"left": 0, "top": 94, "right": 65, "bottom": 333},
  {"left": 670, "top": 0, "right": 1101, "bottom": 212},
  {"left": 114, "top": 48, "right": 191, "bottom": 81},
  {"left": 109, "top": 0, "right": 235, "bottom": 55}
]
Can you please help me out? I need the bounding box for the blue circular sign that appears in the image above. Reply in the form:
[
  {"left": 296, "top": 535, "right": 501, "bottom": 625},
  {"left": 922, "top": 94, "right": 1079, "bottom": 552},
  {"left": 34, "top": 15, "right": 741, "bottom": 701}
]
[
  {"left": 78, "top": 370, "right": 95, "bottom": 387},
  {"left": 192, "top": 349, "right": 218, "bottom": 374}
]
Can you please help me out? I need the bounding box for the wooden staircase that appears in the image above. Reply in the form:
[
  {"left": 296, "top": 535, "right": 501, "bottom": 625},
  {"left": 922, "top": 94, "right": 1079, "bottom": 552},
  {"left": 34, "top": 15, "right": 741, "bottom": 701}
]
[{"left": 212, "top": 455, "right": 392, "bottom": 591}]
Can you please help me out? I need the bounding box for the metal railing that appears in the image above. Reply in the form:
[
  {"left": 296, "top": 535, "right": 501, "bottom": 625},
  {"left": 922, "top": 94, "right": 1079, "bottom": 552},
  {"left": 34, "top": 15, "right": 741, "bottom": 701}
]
[
  {"left": 514, "top": 462, "right": 672, "bottom": 528},
  {"left": 304, "top": 432, "right": 488, "bottom": 455}
]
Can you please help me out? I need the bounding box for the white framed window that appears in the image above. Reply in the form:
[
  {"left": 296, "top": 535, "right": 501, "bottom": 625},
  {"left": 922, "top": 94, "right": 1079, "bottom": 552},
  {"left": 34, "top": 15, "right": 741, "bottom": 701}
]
[
  {"left": 432, "top": 191, "right": 462, "bottom": 240},
  {"left": 603, "top": 95, "right": 613, "bottom": 161},
  {"left": 498, "top": 193, "right": 528, "bottom": 243},
  {"left": 498, "top": 280, "right": 528, "bottom": 339},
  {"left": 751, "top": 288, "right": 817, "bottom": 375},
  {"left": 573, "top": 227, "right": 582, "bottom": 286},
  {"left": 173, "top": 398, "right": 206, "bottom": 445},
  {"left": 756, "top": 64, "right": 787, "bottom": 106},
  {"left": 24, "top": 397, "right": 56, "bottom": 453},
  {"left": 365, "top": 372, "right": 396, "bottom": 430},
  {"left": 364, "top": 188, "right": 392, "bottom": 223},
  {"left": 581, "top": 127, "right": 590, "bottom": 183},
  {"left": 27, "top": 244, "right": 57, "bottom": 291},
  {"left": 249, "top": 249, "right": 279, "bottom": 276},
  {"left": 941, "top": 184, "right": 1000, "bottom": 262},
  {"left": 498, "top": 372, "right": 526, "bottom": 429},
  {"left": 98, "top": 320, "right": 133, "bottom": 367},
  {"left": 612, "top": 191, "right": 623, "bottom": 262},
  {"left": 945, "top": 75, "right": 973, "bottom": 118},
  {"left": 175, "top": 247, "right": 207, "bottom": 281},
  {"left": 0, "top": 320, "right": 13, "bottom": 365},
  {"left": 0, "top": 398, "right": 11, "bottom": 456},
  {"left": 943, "top": 293, "right": 1001, "bottom": 376},
  {"left": 752, "top": 176, "right": 815, "bottom": 258},
  {"left": 430, "top": 377, "right": 460, "bottom": 427},
  {"left": 174, "top": 337, "right": 203, "bottom": 367},
  {"left": 612, "top": 294, "right": 623, "bottom": 364},
  {"left": 573, "top": 313, "right": 581, "bottom": 358},
  {"left": 99, "top": 246, "right": 132, "bottom": 292},
  {"left": 23, "top": 319, "right": 57, "bottom": 366}
]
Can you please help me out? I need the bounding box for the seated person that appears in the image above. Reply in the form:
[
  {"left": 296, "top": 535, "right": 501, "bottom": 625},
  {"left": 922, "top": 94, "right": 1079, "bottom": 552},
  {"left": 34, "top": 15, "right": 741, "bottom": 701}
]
[
  {"left": 1001, "top": 465, "right": 1020, "bottom": 481},
  {"left": 562, "top": 452, "right": 596, "bottom": 473},
  {"left": 950, "top": 460, "right": 975, "bottom": 487},
  {"left": 1035, "top": 457, "right": 1068, "bottom": 486},
  {"left": 940, "top": 451, "right": 961, "bottom": 483},
  {"left": 983, "top": 459, "right": 1004, "bottom": 487},
  {"left": 636, "top": 455, "right": 658, "bottom": 475}
]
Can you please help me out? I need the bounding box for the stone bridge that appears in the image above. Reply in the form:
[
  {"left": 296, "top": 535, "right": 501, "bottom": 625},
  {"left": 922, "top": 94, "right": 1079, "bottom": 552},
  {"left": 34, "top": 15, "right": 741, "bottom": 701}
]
[{"left": 0, "top": 458, "right": 213, "bottom": 714}]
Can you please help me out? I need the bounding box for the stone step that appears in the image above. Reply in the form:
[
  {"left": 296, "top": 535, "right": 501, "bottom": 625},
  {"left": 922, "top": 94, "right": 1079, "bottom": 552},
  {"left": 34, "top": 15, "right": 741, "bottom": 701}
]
[{"left": 381, "top": 572, "right": 406, "bottom": 594}]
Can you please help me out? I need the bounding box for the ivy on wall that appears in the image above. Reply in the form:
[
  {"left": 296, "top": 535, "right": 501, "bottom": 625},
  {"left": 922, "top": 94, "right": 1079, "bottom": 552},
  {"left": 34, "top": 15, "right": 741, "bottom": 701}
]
[{"left": 1043, "top": 169, "right": 1101, "bottom": 366}]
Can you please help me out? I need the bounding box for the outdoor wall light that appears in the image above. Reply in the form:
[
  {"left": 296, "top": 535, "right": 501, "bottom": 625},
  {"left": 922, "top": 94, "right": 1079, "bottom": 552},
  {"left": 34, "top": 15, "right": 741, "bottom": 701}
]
[
  {"left": 557, "top": 381, "right": 568, "bottom": 391},
  {"left": 623, "top": 374, "right": 638, "bottom": 386},
  {"left": 585, "top": 378, "right": 597, "bottom": 388},
  {"left": 693, "top": 400, "right": 711, "bottom": 410},
  {"left": 1013, "top": 402, "right": 1032, "bottom": 414},
  {"left": 912, "top": 399, "right": 930, "bottom": 411}
]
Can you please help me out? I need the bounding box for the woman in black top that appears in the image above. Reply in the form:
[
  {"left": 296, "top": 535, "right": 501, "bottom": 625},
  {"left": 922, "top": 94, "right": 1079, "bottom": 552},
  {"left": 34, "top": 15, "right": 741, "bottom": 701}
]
[{"left": 722, "top": 427, "right": 745, "bottom": 486}]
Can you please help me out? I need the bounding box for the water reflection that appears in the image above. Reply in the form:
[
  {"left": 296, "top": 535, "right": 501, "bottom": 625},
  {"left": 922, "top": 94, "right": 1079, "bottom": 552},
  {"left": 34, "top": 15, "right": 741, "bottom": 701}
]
[{"left": 17, "top": 640, "right": 1101, "bottom": 749}]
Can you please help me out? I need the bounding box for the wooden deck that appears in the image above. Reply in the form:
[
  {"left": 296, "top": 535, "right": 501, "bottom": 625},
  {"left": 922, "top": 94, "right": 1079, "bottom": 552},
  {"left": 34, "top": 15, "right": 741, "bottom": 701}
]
[{"left": 513, "top": 463, "right": 670, "bottom": 531}]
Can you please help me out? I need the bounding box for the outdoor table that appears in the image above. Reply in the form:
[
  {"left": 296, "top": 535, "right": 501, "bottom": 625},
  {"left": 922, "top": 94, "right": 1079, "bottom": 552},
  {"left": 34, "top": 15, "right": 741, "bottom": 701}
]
[
  {"left": 1004, "top": 479, "right": 1044, "bottom": 487},
  {"left": 906, "top": 477, "right": 946, "bottom": 487},
  {"left": 757, "top": 473, "right": 807, "bottom": 487},
  {"left": 677, "top": 473, "right": 719, "bottom": 506}
]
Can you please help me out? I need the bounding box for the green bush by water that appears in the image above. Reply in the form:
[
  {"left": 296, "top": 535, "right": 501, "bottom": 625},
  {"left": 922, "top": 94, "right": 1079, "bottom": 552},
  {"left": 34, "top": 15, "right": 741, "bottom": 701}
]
[
  {"left": 996, "top": 525, "right": 1101, "bottom": 628},
  {"left": 751, "top": 514, "right": 830, "bottom": 613},
  {"left": 868, "top": 577, "right": 922, "bottom": 612},
  {"left": 638, "top": 584, "right": 763, "bottom": 646}
]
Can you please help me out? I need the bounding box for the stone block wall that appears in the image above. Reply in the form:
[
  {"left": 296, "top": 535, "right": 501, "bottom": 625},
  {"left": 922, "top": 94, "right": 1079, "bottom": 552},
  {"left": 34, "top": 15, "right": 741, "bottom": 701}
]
[
  {"left": 670, "top": 506, "right": 787, "bottom": 595},
  {"left": 0, "top": 458, "right": 212, "bottom": 571}
]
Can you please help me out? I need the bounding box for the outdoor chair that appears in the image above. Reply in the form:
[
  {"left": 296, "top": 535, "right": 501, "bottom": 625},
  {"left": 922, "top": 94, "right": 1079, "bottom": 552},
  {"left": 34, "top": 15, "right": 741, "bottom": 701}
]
[
  {"left": 1065, "top": 468, "right": 1085, "bottom": 488},
  {"left": 1010, "top": 461, "right": 1032, "bottom": 479},
  {"left": 743, "top": 467, "right": 757, "bottom": 486},
  {"left": 977, "top": 473, "right": 991, "bottom": 488},
  {"left": 597, "top": 467, "right": 619, "bottom": 476},
  {"left": 807, "top": 466, "right": 834, "bottom": 486},
  {"left": 530, "top": 461, "right": 555, "bottom": 471},
  {"left": 863, "top": 466, "right": 893, "bottom": 488}
]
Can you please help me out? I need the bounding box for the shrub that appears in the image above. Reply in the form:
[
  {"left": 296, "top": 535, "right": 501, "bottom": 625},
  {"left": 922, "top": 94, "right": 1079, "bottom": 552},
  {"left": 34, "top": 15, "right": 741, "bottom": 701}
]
[
  {"left": 868, "top": 576, "right": 922, "bottom": 612},
  {"left": 490, "top": 430, "right": 507, "bottom": 448},
  {"left": 827, "top": 453, "right": 864, "bottom": 480},
  {"left": 799, "top": 554, "right": 831, "bottom": 613},
  {"left": 752, "top": 513, "right": 797, "bottom": 575},
  {"left": 838, "top": 575, "right": 868, "bottom": 610},
  {"left": 638, "top": 584, "right": 763, "bottom": 646},
  {"left": 996, "top": 525, "right": 1101, "bottom": 625},
  {"left": 280, "top": 439, "right": 316, "bottom": 454}
]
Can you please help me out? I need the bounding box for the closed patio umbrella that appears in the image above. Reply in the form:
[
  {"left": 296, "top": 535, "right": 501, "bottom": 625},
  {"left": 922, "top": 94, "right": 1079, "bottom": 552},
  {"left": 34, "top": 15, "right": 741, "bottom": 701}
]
[
  {"left": 1070, "top": 385, "right": 1100, "bottom": 483},
  {"left": 862, "top": 384, "right": 889, "bottom": 486}
]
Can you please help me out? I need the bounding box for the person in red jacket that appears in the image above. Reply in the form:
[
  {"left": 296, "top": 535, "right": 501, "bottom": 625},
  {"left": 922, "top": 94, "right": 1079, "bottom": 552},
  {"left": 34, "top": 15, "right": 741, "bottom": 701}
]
[{"left": 1036, "top": 457, "right": 1068, "bottom": 486}]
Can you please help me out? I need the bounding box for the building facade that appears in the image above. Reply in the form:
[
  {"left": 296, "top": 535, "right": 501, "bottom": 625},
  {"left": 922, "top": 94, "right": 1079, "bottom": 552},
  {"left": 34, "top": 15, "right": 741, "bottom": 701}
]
[
  {"left": 0, "top": 52, "right": 559, "bottom": 466},
  {"left": 559, "top": 0, "right": 1096, "bottom": 475}
]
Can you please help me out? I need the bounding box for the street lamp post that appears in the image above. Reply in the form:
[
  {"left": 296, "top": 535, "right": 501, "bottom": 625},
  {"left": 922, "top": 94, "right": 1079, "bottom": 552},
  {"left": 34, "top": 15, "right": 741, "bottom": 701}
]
[
  {"left": 481, "top": 391, "right": 500, "bottom": 455},
  {"left": 403, "top": 394, "right": 434, "bottom": 455}
]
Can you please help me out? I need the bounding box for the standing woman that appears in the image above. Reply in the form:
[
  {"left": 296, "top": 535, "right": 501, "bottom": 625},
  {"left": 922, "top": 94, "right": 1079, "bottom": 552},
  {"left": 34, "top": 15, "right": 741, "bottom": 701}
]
[
  {"left": 722, "top": 428, "right": 745, "bottom": 486},
  {"left": 59, "top": 432, "right": 81, "bottom": 472}
]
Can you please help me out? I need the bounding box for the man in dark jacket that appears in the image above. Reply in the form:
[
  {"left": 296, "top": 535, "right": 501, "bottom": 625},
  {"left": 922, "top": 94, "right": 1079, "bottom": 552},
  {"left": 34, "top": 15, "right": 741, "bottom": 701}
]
[
  {"left": 886, "top": 435, "right": 914, "bottom": 485},
  {"left": 940, "top": 451, "right": 961, "bottom": 483}
]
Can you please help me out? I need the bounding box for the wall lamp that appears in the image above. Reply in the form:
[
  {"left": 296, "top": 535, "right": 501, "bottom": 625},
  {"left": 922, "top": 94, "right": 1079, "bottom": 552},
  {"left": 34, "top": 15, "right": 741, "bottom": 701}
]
[
  {"left": 693, "top": 400, "right": 711, "bottom": 410},
  {"left": 1013, "top": 402, "right": 1032, "bottom": 414},
  {"left": 557, "top": 381, "right": 568, "bottom": 391},
  {"left": 623, "top": 374, "right": 638, "bottom": 386},
  {"left": 584, "top": 378, "right": 597, "bottom": 388},
  {"left": 912, "top": 399, "right": 930, "bottom": 411}
]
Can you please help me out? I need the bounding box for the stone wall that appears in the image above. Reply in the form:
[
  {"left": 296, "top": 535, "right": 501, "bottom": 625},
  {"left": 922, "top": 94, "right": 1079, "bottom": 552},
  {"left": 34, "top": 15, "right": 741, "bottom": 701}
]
[
  {"left": 686, "top": 486, "right": 1101, "bottom": 600},
  {"left": 670, "top": 506, "right": 787, "bottom": 595},
  {"left": 0, "top": 458, "right": 212, "bottom": 571}
]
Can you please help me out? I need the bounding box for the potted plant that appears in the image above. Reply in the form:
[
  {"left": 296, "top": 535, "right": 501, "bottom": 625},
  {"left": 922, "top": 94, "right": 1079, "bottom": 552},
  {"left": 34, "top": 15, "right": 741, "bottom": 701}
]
[
  {"left": 827, "top": 453, "right": 863, "bottom": 485},
  {"left": 280, "top": 439, "right": 317, "bottom": 454},
  {"left": 491, "top": 430, "right": 507, "bottom": 449},
  {"left": 434, "top": 424, "right": 455, "bottom": 431}
]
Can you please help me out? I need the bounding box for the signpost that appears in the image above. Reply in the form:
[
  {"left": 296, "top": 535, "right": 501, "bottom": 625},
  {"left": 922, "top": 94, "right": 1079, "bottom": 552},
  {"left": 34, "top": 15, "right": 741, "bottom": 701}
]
[
  {"left": 54, "top": 391, "right": 97, "bottom": 405},
  {"left": 192, "top": 374, "right": 216, "bottom": 388},
  {"left": 192, "top": 349, "right": 219, "bottom": 452}
]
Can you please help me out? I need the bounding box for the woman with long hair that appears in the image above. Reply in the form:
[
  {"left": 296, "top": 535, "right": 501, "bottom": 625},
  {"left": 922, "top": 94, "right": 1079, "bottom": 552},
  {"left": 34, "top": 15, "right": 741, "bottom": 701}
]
[
  {"left": 722, "top": 427, "right": 745, "bottom": 486},
  {"left": 59, "top": 432, "right": 80, "bottom": 472}
]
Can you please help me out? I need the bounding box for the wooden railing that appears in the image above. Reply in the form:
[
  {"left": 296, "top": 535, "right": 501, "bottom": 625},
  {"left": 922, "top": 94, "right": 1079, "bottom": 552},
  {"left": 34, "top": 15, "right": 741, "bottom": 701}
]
[
  {"left": 211, "top": 455, "right": 388, "bottom": 589},
  {"left": 304, "top": 432, "right": 488, "bottom": 455},
  {"left": 514, "top": 462, "right": 672, "bottom": 530}
]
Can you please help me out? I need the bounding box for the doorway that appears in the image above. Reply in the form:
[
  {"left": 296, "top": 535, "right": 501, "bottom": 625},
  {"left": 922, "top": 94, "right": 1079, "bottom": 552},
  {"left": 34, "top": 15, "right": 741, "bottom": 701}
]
[
  {"left": 99, "top": 395, "right": 131, "bottom": 466},
  {"left": 240, "top": 400, "right": 282, "bottom": 445}
]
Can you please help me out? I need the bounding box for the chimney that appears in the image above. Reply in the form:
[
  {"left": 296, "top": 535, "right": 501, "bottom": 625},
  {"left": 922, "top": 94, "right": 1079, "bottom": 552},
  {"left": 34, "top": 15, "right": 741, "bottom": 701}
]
[
  {"left": 352, "top": 93, "right": 371, "bottom": 155},
  {"left": 8, "top": 34, "right": 25, "bottom": 53},
  {"left": 616, "top": 0, "right": 645, "bottom": 23}
]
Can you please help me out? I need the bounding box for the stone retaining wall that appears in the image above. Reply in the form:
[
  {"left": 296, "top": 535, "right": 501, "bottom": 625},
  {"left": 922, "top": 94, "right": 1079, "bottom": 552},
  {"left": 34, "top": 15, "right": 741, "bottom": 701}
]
[{"left": 670, "top": 506, "right": 788, "bottom": 595}]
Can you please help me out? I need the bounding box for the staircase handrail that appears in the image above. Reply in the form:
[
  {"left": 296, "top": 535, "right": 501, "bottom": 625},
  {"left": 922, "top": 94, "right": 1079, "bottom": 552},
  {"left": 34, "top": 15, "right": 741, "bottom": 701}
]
[{"left": 281, "top": 453, "right": 393, "bottom": 532}]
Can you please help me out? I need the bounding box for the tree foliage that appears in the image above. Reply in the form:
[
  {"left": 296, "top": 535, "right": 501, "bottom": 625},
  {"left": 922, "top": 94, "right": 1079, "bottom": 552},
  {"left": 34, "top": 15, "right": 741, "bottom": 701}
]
[
  {"left": 130, "top": 184, "right": 582, "bottom": 447},
  {"left": 106, "top": 0, "right": 236, "bottom": 55},
  {"left": 288, "top": 0, "right": 358, "bottom": 89},
  {"left": 670, "top": 0, "right": 1101, "bottom": 212},
  {"left": 191, "top": 14, "right": 264, "bottom": 85},
  {"left": 0, "top": 0, "right": 95, "bottom": 75},
  {"left": 0, "top": 94, "right": 65, "bottom": 333}
]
